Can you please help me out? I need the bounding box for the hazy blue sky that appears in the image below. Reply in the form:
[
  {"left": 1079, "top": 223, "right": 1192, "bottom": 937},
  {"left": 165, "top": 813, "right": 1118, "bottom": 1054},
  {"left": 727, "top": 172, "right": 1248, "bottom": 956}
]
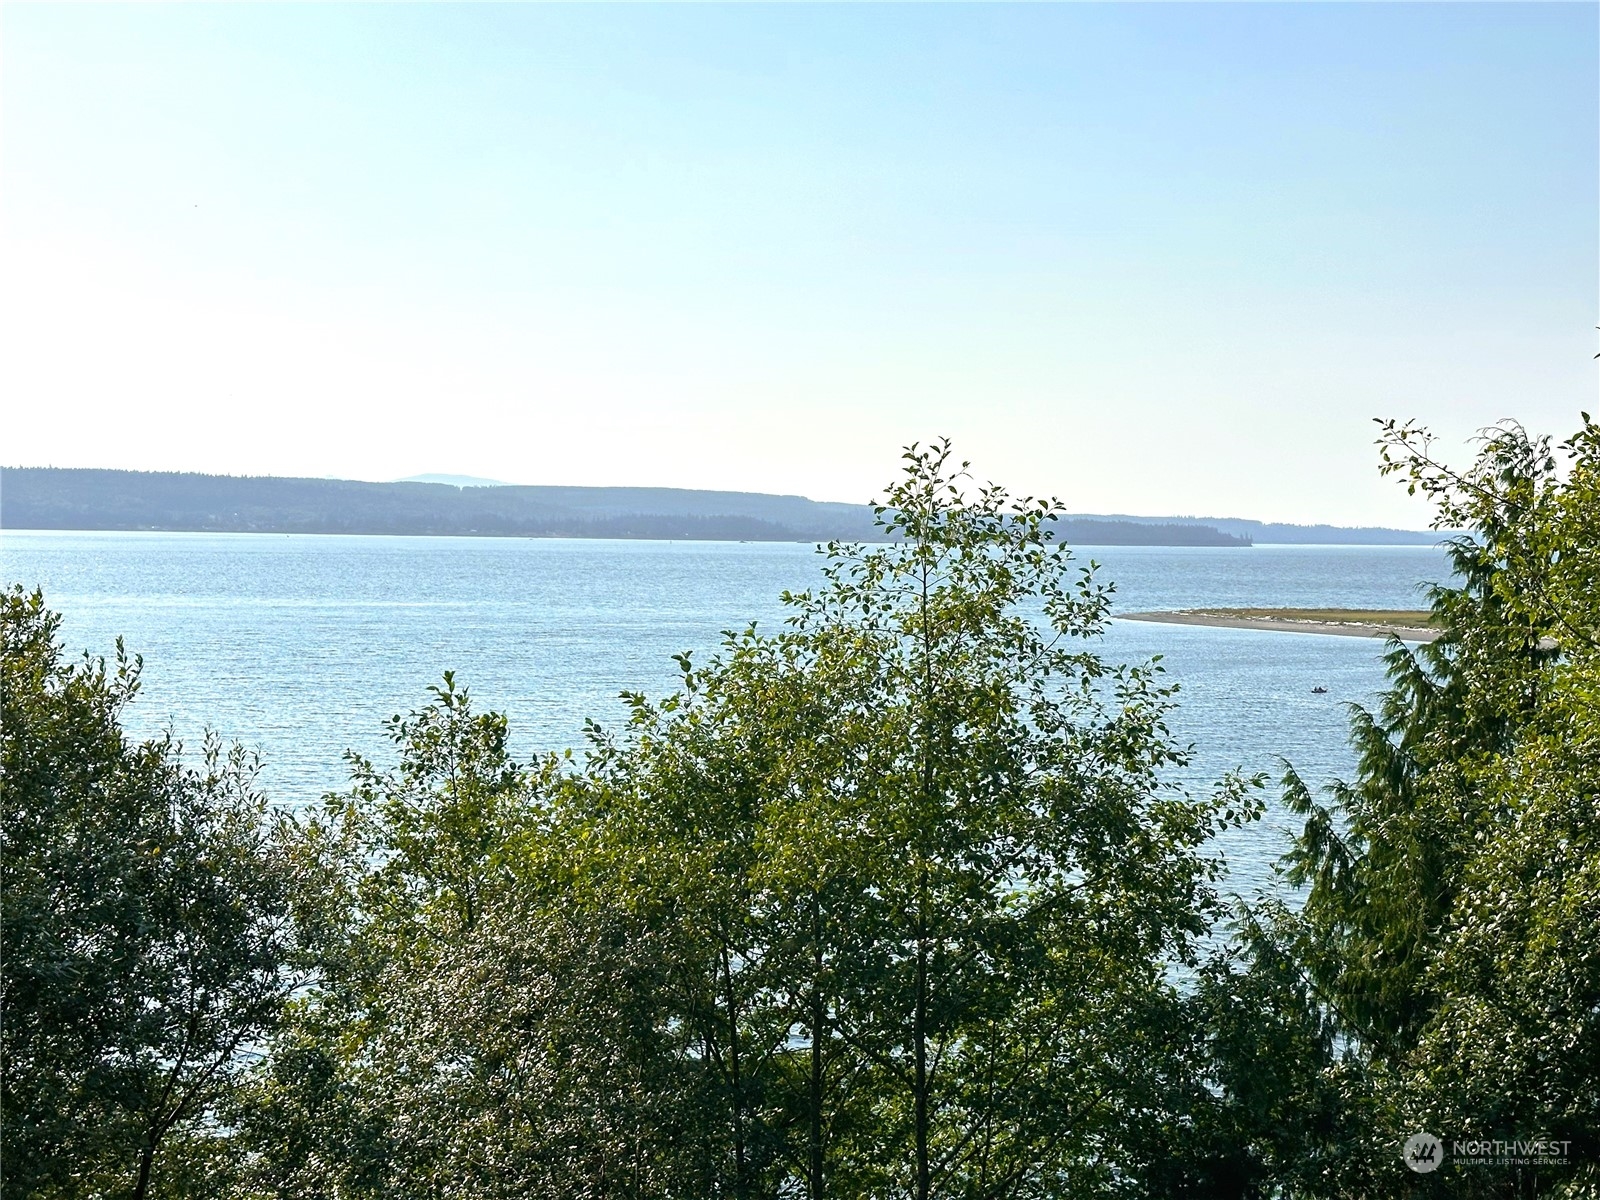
[{"left": 2, "top": 3, "right": 1594, "bottom": 525}]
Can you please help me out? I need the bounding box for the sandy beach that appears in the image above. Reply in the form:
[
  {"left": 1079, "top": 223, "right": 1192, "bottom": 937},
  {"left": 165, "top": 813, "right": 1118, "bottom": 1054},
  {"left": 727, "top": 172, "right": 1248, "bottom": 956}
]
[{"left": 1117, "top": 611, "right": 1440, "bottom": 641}]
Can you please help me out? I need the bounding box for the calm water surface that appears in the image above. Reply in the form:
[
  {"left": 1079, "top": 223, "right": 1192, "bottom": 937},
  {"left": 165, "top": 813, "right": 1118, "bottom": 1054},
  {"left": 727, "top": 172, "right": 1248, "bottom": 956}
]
[{"left": 2, "top": 532, "right": 1453, "bottom": 898}]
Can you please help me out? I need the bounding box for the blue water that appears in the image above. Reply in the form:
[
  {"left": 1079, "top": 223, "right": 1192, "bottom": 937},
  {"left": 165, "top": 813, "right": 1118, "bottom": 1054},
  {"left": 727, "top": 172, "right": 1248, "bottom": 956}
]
[{"left": 0, "top": 531, "right": 1452, "bottom": 899}]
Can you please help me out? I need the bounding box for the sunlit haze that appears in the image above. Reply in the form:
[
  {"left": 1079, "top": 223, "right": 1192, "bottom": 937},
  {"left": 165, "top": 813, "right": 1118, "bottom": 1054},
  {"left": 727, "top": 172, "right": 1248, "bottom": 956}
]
[{"left": 2, "top": 4, "right": 1594, "bottom": 526}]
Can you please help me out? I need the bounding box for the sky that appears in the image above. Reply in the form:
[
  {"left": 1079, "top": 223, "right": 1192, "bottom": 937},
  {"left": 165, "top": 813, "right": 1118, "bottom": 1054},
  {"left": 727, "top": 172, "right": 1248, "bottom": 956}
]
[{"left": 1, "top": 3, "right": 1594, "bottom": 527}]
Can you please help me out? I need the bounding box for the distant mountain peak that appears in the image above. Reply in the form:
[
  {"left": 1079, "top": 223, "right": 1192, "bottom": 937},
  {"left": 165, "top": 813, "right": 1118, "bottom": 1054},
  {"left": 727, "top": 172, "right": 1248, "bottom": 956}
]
[{"left": 395, "top": 473, "right": 512, "bottom": 488}]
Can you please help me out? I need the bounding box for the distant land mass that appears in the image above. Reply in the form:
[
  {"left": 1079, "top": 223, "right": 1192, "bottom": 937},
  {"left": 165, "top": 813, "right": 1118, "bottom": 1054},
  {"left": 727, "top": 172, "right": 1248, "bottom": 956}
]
[
  {"left": 0, "top": 468, "right": 1429, "bottom": 546},
  {"left": 395, "top": 473, "right": 513, "bottom": 488},
  {"left": 1073, "top": 513, "right": 1445, "bottom": 546}
]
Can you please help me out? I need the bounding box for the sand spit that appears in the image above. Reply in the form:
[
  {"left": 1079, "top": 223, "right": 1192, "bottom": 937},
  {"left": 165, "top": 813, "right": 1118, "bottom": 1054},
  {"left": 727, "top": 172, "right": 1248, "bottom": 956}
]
[{"left": 1117, "top": 611, "right": 1440, "bottom": 642}]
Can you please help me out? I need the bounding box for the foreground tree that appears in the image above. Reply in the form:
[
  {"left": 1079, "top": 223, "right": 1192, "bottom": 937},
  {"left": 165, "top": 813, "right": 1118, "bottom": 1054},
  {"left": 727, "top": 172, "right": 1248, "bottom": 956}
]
[
  {"left": 1393, "top": 416, "right": 1600, "bottom": 1187},
  {"left": 578, "top": 440, "right": 1261, "bottom": 1198},
  {"left": 1, "top": 587, "right": 310, "bottom": 1199},
  {"left": 1248, "top": 415, "right": 1600, "bottom": 1196},
  {"left": 228, "top": 675, "right": 713, "bottom": 1199}
]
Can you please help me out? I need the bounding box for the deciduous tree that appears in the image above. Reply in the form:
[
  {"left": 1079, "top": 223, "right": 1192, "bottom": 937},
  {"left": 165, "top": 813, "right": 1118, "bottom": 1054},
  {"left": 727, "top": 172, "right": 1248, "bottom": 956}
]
[{"left": 1, "top": 587, "right": 308, "bottom": 1200}]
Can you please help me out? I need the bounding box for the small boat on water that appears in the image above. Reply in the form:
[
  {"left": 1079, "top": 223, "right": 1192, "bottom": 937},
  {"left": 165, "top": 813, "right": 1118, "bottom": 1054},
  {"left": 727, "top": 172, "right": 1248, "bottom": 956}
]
[{"left": 1311, "top": 686, "right": 1328, "bottom": 694}]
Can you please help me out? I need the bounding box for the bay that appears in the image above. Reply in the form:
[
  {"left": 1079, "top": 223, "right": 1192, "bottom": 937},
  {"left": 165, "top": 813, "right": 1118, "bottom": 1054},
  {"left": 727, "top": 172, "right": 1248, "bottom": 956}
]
[{"left": 0, "top": 531, "right": 1453, "bottom": 898}]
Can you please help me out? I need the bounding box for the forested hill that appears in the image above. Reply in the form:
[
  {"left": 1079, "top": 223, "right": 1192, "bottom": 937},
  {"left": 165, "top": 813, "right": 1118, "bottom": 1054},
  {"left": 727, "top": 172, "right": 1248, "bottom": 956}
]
[
  {"left": 0, "top": 468, "right": 1258, "bottom": 546},
  {"left": 1075, "top": 512, "right": 1444, "bottom": 545}
]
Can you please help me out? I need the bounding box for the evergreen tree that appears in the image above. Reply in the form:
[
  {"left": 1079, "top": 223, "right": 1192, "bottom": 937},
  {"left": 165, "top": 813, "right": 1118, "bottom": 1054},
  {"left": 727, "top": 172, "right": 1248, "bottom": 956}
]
[{"left": 1254, "top": 416, "right": 1600, "bottom": 1196}]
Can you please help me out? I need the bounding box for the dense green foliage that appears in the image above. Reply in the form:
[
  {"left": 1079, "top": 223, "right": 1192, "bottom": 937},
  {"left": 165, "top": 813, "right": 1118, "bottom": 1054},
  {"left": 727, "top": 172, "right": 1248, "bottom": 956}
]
[
  {"left": 3, "top": 425, "right": 1596, "bottom": 1197},
  {"left": 1236, "top": 416, "right": 1600, "bottom": 1196},
  {"left": 1, "top": 590, "right": 315, "bottom": 1199}
]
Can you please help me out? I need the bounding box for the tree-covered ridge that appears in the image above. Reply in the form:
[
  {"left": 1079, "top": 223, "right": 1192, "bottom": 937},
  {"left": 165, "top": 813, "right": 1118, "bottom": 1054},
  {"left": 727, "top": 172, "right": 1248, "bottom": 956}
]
[
  {"left": 1083, "top": 513, "right": 1447, "bottom": 546},
  {"left": 3, "top": 422, "right": 1597, "bottom": 1198},
  {"left": 4, "top": 466, "right": 1252, "bottom": 545}
]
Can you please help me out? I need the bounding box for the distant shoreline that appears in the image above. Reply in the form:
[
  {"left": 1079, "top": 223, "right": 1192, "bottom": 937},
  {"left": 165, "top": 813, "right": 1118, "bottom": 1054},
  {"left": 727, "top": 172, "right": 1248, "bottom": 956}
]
[
  {"left": 0, "top": 467, "right": 1442, "bottom": 546},
  {"left": 1117, "top": 610, "right": 1440, "bottom": 642}
]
